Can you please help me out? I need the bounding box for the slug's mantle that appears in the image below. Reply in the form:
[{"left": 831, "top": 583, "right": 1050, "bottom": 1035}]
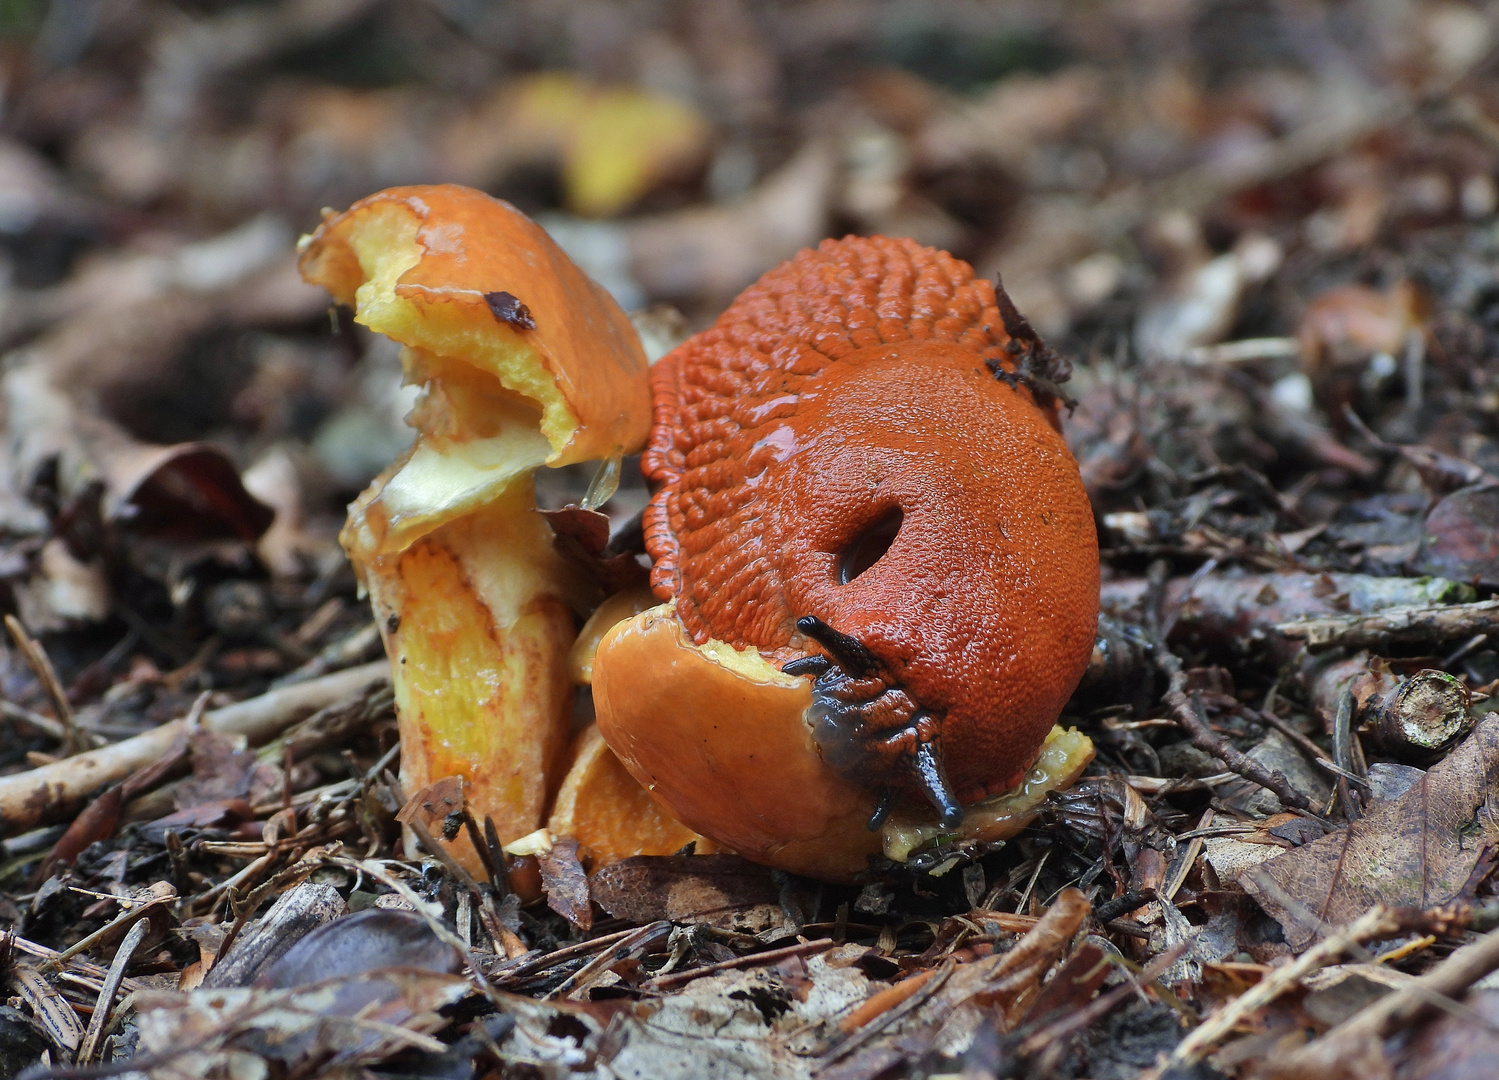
[{"left": 638, "top": 236, "right": 1100, "bottom": 824}]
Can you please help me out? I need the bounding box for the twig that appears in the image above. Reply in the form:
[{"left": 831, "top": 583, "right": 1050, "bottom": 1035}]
[
  {"left": 44, "top": 886, "right": 176, "bottom": 971},
  {"left": 2, "top": 932, "right": 139, "bottom": 992},
  {"left": 0, "top": 660, "right": 388, "bottom": 834},
  {"left": 403, "top": 817, "right": 519, "bottom": 957},
  {"left": 1330, "top": 689, "right": 1361, "bottom": 819},
  {"left": 1255, "top": 708, "right": 1334, "bottom": 771},
  {"left": 1169, "top": 905, "right": 1403, "bottom": 1066},
  {"left": 487, "top": 925, "right": 642, "bottom": 983},
  {"left": 1278, "top": 598, "right": 1499, "bottom": 651},
  {"left": 272, "top": 622, "right": 380, "bottom": 687},
  {"left": 0, "top": 700, "right": 70, "bottom": 743},
  {"left": 6, "top": 615, "right": 85, "bottom": 755},
  {"left": 546, "top": 920, "right": 671, "bottom": 1000},
  {"left": 1262, "top": 924, "right": 1499, "bottom": 1079},
  {"left": 75, "top": 919, "right": 146, "bottom": 1065},
  {"left": 1314, "top": 757, "right": 1372, "bottom": 791},
  {"left": 641, "top": 938, "right": 836, "bottom": 992},
  {"left": 1158, "top": 651, "right": 1312, "bottom": 811}
]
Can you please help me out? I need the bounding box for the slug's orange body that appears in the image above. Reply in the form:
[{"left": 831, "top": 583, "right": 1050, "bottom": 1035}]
[{"left": 643, "top": 236, "right": 1099, "bottom": 826}]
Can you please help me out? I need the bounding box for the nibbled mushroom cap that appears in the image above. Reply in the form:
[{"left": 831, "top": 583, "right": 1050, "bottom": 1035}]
[
  {"left": 593, "top": 602, "right": 884, "bottom": 880},
  {"left": 298, "top": 184, "right": 650, "bottom": 466}
]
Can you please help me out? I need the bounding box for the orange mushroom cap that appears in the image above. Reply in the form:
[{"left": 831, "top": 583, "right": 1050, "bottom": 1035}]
[{"left": 298, "top": 184, "right": 650, "bottom": 467}]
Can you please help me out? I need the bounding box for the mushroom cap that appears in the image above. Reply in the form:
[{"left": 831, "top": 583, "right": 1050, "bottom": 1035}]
[
  {"left": 298, "top": 184, "right": 650, "bottom": 467},
  {"left": 593, "top": 602, "right": 884, "bottom": 880}
]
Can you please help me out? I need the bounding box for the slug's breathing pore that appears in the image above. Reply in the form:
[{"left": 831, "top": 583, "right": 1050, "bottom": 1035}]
[{"left": 642, "top": 236, "right": 1100, "bottom": 828}]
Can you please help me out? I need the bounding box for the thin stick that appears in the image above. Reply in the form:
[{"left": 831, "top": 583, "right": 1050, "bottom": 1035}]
[
  {"left": 1169, "top": 905, "right": 1402, "bottom": 1066},
  {"left": 1158, "top": 651, "right": 1312, "bottom": 811},
  {"left": 489, "top": 925, "right": 642, "bottom": 982},
  {"left": 76, "top": 918, "right": 146, "bottom": 1064},
  {"left": 45, "top": 888, "right": 176, "bottom": 970},
  {"left": 1255, "top": 708, "right": 1334, "bottom": 770},
  {"left": 0, "top": 699, "right": 69, "bottom": 742},
  {"left": 547, "top": 920, "right": 671, "bottom": 1000},
  {"left": 642, "top": 938, "right": 836, "bottom": 992},
  {"left": 6, "top": 615, "right": 84, "bottom": 755},
  {"left": 0, "top": 660, "right": 388, "bottom": 835},
  {"left": 1264, "top": 925, "right": 1499, "bottom": 1078}
]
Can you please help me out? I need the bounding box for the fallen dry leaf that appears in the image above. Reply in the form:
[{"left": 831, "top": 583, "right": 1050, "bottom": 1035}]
[
  {"left": 591, "top": 854, "right": 791, "bottom": 935},
  {"left": 537, "top": 836, "right": 592, "bottom": 931},
  {"left": 1414, "top": 483, "right": 1499, "bottom": 586},
  {"left": 257, "top": 908, "right": 461, "bottom": 989},
  {"left": 1244, "top": 713, "right": 1499, "bottom": 949}
]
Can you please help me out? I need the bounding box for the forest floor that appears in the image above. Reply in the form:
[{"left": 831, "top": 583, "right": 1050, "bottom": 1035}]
[{"left": 4, "top": 2, "right": 1499, "bottom": 1078}]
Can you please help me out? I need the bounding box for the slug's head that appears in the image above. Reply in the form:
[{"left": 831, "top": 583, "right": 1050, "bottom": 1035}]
[{"left": 762, "top": 341, "right": 1099, "bottom": 829}]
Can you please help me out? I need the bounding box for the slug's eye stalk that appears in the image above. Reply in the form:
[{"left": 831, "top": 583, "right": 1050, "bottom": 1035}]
[
  {"left": 911, "top": 734, "right": 964, "bottom": 830},
  {"left": 796, "top": 615, "right": 878, "bottom": 677}
]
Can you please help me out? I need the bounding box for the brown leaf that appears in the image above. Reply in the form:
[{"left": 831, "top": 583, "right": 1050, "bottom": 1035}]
[
  {"left": 1415, "top": 484, "right": 1499, "bottom": 586},
  {"left": 36, "top": 739, "right": 190, "bottom": 879},
  {"left": 537, "top": 837, "right": 592, "bottom": 931},
  {"left": 395, "top": 775, "right": 466, "bottom": 839},
  {"left": 257, "top": 908, "right": 461, "bottom": 989},
  {"left": 1244, "top": 714, "right": 1499, "bottom": 950},
  {"left": 173, "top": 730, "right": 278, "bottom": 810},
  {"left": 540, "top": 505, "right": 649, "bottom": 592},
  {"left": 591, "top": 854, "right": 786, "bottom": 932},
  {"left": 33, "top": 783, "right": 122, "bottom": 882},
  {"left": 538, "top": 506, "right": 611, "bottom": 556}
]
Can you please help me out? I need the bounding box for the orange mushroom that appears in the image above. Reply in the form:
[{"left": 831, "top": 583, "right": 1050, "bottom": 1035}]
[{"left": 298, "top": 185, "right": 651, "bottom": 873}]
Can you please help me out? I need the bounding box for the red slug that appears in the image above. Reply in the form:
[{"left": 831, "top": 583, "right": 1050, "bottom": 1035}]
[{"left": 639, "top": 235, "right": 1100, "bottom": 829}]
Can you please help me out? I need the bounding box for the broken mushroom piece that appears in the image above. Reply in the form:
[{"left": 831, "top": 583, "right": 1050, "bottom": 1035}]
[
  {"left": 297, "top": 184, "right": 650, "bottom": 874},
  {"left": 547, "top": 724, "right": 717, "bottom": 870},
  {"left": 593, "top": 603, "right": 1095, "bottom": 879},
  {"left": 594, "top": 602, "right": 882, "bottom": 879}
]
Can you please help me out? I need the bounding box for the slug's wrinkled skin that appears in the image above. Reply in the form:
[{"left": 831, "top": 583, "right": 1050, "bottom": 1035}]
[{"left": 643, "top": 236, "right": 1100, "bottom": 826}]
